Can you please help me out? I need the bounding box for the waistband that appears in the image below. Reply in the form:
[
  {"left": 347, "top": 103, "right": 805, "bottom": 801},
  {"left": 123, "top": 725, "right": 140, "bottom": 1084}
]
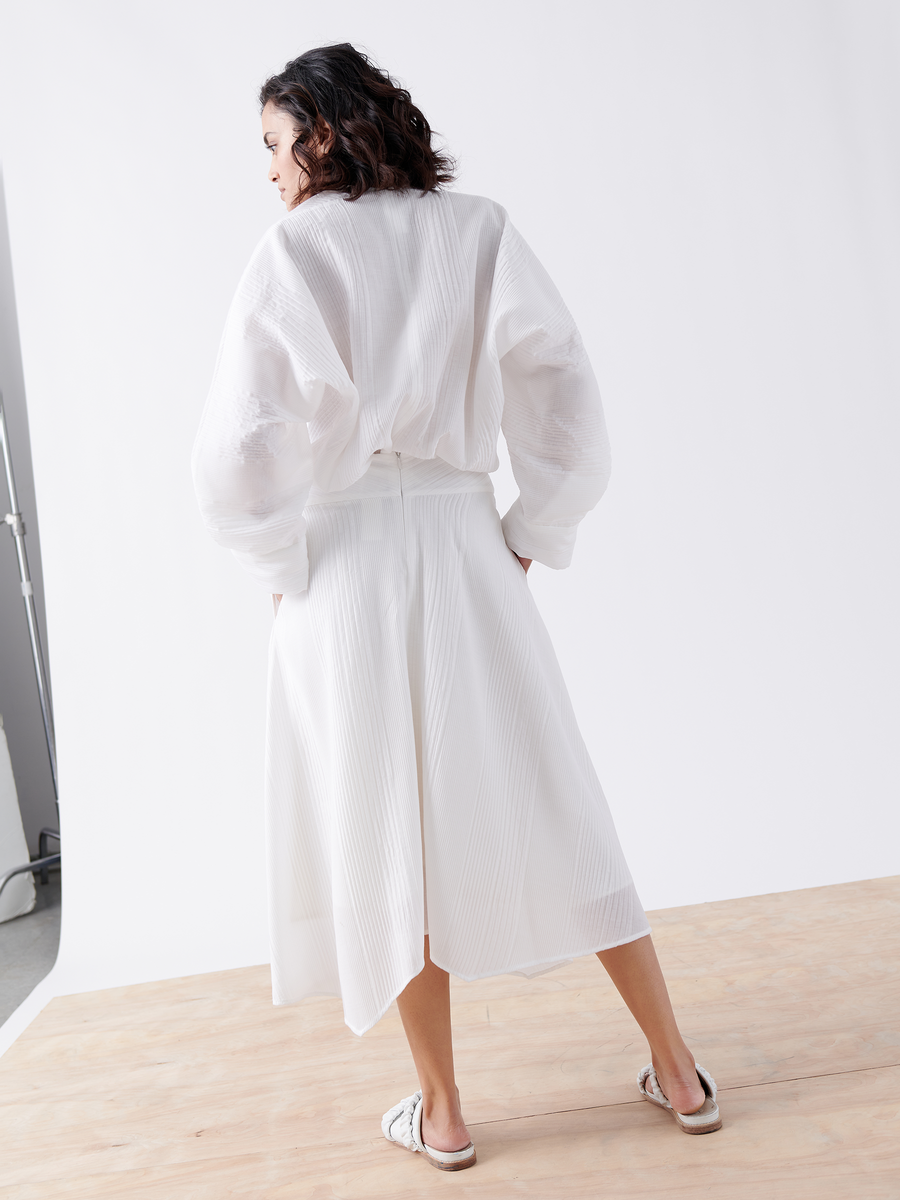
[{"left": 306, "top": 452, "right": 495, "bottom": 505}]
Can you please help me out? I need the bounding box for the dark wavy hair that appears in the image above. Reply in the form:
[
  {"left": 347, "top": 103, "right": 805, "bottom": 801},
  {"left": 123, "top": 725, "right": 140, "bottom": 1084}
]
[{"left": 259, "top": 44, "right": 455, "bottom": 204}]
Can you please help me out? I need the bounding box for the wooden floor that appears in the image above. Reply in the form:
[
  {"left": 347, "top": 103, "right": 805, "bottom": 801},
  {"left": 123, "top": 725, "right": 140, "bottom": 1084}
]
[{"left": 1, "top": 877, "right": 898, "bottom": 1198}]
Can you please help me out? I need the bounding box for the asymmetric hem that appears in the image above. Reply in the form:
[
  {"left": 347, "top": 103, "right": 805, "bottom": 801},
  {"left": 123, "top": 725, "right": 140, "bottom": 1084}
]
[
  {"left": 264, "top": 454, "right": 649, "bottom": 1035},
  {"left": 275, "top": 928, "right": 653, "bottom": 1038}
]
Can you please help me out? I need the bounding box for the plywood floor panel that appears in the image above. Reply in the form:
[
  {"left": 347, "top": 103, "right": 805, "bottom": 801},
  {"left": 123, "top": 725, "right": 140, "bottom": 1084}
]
[
  {"left": 2, "top": 876, "right": 898, "bottom": 1198},
  {"left": 3, "top": 1069, "right": 899, "bottom": 1200}
]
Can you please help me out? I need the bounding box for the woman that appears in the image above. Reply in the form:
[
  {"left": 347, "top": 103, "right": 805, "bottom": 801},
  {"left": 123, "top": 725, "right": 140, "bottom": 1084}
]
[{"left": 193, "top": 42, "right": 721, "bottom": 1172}]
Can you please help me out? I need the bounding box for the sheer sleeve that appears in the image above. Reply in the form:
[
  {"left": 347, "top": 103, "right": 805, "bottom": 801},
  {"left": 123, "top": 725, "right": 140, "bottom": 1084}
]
[
  {"left": 492, "top": 220, "right": 610, "bottom": 569},
  {"left": 192, "top": 225, "right": 358, "bottom": 594}
]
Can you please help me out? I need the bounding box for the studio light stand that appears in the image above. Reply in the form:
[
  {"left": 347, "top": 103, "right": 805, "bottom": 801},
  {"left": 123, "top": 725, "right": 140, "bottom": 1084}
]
[{"left": 0, "top": 390, "right": 60, "bottom": 900}]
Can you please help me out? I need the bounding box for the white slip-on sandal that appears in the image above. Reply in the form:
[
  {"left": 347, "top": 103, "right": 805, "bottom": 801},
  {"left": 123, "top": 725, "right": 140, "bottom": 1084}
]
[
  {"left": 382, "top": 1091, "right": 477, "bottom": 1171},
  {"left": 637, "top": 1063, "right": 722, "bottom": 1134}
]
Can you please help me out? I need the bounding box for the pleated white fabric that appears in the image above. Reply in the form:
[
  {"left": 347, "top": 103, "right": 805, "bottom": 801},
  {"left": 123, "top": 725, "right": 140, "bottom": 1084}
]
[
  {"left": 266, "top": 452, "right": 649, "bottom": 1035},
  {"left": 192, "top": 189, "right": 612, "bottom": 594},
  {"left": 193, "top": 187, "right": 651, "bottom": 1035}
]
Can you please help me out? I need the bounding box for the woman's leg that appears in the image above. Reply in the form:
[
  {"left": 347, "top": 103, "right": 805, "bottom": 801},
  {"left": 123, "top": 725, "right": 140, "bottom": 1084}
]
[
  {"left": 395, "top": 936, "right": 472, "bottom": 1152},
  {"left": 597, "top": 934, "right": 706, "bottom": 1113},
  {"left": 396, "top": 934, "right": 703, "bottom": 1142}
]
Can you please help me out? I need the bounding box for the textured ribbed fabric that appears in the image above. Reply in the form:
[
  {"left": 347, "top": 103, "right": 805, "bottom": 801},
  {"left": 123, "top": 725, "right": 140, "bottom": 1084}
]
[
  {"left": 193, "top": 188, "right": 649, "bottom": 1035},
  {"left": 192, "top": 189, "right": 611, "bottom": 594},
  {"left": 266, "top": 453, "right": 649, "bottom": 1035}
]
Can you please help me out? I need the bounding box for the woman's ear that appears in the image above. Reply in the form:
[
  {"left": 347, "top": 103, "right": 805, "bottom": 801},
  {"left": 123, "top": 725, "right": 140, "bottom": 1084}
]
[{"left": 312, "top": 117, "right": 336, "bottom": 156}]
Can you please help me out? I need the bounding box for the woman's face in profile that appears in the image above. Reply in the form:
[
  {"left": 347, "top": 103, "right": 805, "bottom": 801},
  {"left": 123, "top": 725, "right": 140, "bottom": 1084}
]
[{"left": 262, "top": 101, "right": 304, "bottom": 209}]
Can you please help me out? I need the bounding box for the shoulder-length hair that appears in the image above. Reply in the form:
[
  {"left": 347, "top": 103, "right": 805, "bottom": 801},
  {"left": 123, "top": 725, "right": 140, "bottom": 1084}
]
[{"left": 259, "top": 43, "right": 455, "bottom": 204}]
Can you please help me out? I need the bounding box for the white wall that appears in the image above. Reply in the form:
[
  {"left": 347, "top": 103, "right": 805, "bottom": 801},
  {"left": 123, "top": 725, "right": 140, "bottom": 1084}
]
[{"left": 0, "top": 0, "right": 896, "bottom": 1021}]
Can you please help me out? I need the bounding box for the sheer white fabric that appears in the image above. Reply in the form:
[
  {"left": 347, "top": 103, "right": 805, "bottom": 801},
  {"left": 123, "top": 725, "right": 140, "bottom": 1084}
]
[
  {"left": 193, "top": 189, "right": 649, "bottom": 1035},
  {"left": 192, "top": 189, "right": 611, "bottom": 594}
]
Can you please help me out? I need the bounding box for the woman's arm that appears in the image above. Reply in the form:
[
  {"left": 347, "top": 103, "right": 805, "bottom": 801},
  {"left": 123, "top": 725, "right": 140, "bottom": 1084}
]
[
  {"left": 192, "top": 225, "right": 357, "bottom": 595},
  {"left": 492, "top": 219, "right": 610, "bottom": 571}
]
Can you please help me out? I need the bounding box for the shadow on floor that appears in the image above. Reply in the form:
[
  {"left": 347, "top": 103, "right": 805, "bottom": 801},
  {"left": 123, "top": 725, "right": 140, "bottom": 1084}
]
[{"left": 0, "top": 867, "right": 60, "bottom": 1024}]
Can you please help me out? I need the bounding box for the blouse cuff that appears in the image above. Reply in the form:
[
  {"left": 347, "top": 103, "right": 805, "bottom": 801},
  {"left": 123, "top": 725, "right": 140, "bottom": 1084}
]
[
  {"left": 501, "top": 500, "right": 579, "bottom": 570},
  {"left": 231, "top": 537, "right": 310, "bottom": 594}
]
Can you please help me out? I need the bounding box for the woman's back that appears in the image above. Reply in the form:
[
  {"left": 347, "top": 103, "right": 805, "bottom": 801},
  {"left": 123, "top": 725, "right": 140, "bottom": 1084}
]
[
  {"left": 275, "top": 188, "right": 505, "bottom": 461},
  {"left": 195, "top": 187, "right": 610, "bottom": 590}
]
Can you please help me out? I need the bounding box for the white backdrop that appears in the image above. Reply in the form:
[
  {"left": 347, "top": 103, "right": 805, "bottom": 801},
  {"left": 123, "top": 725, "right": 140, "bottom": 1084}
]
[{"left": 0, "top": 0, "right": 897, "bottom": 1038}]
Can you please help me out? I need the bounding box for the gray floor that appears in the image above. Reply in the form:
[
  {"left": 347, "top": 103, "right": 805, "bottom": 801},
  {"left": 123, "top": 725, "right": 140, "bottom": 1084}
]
[{"left": 0, "top": 868, "right": 60, "bottom": 1025}]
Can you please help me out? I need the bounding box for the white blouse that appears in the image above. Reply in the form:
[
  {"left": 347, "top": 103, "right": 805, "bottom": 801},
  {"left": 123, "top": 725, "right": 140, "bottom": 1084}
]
[{"left": 192, "top": 188, "right": 610, "bottom": 593}]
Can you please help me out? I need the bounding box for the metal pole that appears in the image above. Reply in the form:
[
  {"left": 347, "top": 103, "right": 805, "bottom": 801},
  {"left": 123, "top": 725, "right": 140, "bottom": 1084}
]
[
  {"left": 0, "top": 390, "right": 58, "bottom": 808},
  {"left": 0, "top": 854, "right": 60, "bottom": 900}
]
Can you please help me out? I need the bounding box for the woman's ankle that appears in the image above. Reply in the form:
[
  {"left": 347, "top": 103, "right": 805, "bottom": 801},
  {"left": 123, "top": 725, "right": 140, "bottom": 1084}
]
[
  {"left": 649, "top": 1047, "right": 706, "bottom": 1113},
  {"left": 649, "top": 1032, "right": 695, "bottom": 1072},
  {"left": 421, "top": 1084, "right": 463, "bottom": 1124}
]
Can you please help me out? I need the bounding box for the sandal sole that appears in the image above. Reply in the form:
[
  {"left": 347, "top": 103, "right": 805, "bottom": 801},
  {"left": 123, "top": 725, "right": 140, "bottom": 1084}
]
[
  {"left": 424, "top": 1150, "right": 477, "bottom": 1171},
  {"left": 674, "top": 1116, "right": 723, "bottom": 1134}
]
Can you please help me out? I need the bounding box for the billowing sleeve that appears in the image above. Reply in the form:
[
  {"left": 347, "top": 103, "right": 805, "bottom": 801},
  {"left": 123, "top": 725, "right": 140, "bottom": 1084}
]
[
  {"left": 192, "top": 224, "right": 358, "bottom": 594},
  {"left": 492, "top": 219, "right": 611, "bottom": 569}
]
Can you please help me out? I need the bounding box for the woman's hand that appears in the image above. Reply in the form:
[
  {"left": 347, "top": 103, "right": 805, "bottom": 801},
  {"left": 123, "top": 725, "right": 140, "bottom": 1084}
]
[{"left": 516, "top": 556, "right": 532, "bottom": 574}]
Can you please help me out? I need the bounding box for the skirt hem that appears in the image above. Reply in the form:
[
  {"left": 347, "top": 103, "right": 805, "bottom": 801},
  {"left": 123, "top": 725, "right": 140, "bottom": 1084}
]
[
  {"left": 428, "top": 924, "right": 653, "bottom": 988},
  {"left": 270, "top": 924, "right": 653, "bottom": 1036}
]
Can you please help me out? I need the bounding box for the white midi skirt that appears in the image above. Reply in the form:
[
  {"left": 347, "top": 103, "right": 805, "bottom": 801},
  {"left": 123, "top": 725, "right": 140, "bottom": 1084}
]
[{"left": 266, "top": 452, "right": 650, "bottom": 1035}]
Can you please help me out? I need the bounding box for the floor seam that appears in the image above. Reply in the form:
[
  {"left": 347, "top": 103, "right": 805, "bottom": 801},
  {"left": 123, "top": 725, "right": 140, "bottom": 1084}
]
[
  {"left": 721, "top": 1062, "right": 900, "bottom": 1090},
  {"left": 466, "top": 1060, "right": 900, "bottom": 1127}
]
